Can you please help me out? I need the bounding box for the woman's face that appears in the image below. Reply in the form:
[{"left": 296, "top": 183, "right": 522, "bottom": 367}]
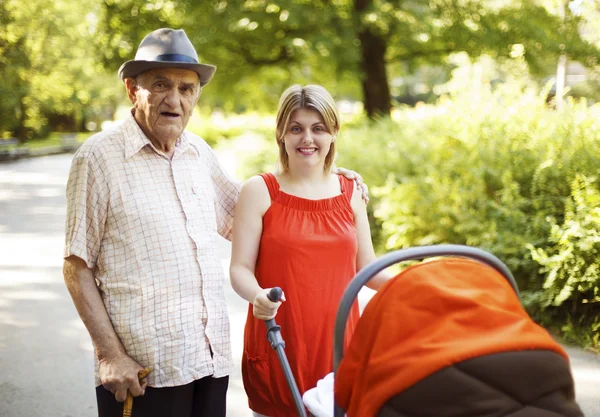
[{"left": 282, "top": 108, "right": 334, "bottom": 171}]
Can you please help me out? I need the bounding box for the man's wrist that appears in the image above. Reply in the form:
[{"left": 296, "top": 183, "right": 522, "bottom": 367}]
[{"left": 96, "top": 341, "right": 127, "bottom": 362}]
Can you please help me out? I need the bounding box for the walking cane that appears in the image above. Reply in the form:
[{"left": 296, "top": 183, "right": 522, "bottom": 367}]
[
  {"left": 122, "top": 367, "right": 152, "bottom": 417},
  {"left": 265, "top": 287, "right": 308, "bottom": 417}
]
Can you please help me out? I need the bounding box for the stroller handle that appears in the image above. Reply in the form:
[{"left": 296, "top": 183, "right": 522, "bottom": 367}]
[
  {"left": 264, "top": 287, "right": 308, "bottom": 417},
  {"left": 267, "top": 287, "right": 283, "bottom": 302},
  {"left": 332, "top": 244, "right": 518, "bottom": 417}
]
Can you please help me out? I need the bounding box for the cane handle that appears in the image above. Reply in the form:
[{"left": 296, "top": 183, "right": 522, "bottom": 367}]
[{"left": 122, "top": 367, "right": 152, "bottom": 417}]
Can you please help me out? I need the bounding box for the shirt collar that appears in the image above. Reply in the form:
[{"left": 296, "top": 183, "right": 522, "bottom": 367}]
[{"left": 123, "top": 110, "right": 198, "bottom": 160}]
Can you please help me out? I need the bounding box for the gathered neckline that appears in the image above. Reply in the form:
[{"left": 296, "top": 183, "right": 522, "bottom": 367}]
[
  {"left": 274, "top": 189, "right": 350, "bottom": 211},
  {"left": 260, "top": 172, "right": 353, "bottom": 212}
]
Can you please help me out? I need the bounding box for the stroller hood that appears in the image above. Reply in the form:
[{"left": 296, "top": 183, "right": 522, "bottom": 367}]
[{"left": 335, "top": 258, "right": 579, "bottom": 417}]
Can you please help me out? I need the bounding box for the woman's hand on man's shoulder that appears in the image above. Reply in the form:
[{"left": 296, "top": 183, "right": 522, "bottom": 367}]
[{"left": 334, "top": 167, "right": 369, "bottom": 204}]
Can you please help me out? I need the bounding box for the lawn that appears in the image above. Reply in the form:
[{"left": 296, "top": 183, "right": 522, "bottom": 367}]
[{"left": 25, "top": 132, "right": 90, "bottom": 149}]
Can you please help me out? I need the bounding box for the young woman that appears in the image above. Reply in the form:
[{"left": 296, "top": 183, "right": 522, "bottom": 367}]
[{"left": 230, "top": 84, "right": 390, "bottom": 417}]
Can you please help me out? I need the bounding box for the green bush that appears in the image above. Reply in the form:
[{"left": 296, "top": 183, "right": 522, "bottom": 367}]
[
  {"left": 340, "top": 87, "right": 600, "bottom": 349},
  {"left": 526, "top": 175, "right": 600, "bottom": 350},
  {"left": 529, "top": 175, "right": 600, "bottom": 308}
]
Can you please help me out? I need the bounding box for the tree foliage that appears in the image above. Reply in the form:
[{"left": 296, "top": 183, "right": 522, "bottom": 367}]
[
  {"left": 0, "top": 0, "right": 122, "bottom": 140},
  {"left": 93, "top": 0, "right": 600, "bottom": 117},
  {"left": 2, "top": 0, "right": 600, "bottom": 137}
]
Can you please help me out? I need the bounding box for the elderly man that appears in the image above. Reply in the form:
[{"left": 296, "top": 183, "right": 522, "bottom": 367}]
[
  {"left": 63, "top": 28, "right": 238, "bottom": 416},
  {"left": 63, "top": 28, "right": 367, "bottom": 417}
]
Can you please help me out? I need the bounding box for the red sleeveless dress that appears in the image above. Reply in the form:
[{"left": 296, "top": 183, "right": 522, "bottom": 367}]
[{"left": 242, "top": 173, "right": 360, "bottom": 417}]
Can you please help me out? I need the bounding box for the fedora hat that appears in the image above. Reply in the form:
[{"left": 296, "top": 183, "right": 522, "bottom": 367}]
[{"left": 118, "top": 28, "right": 216, "bottom": 86}]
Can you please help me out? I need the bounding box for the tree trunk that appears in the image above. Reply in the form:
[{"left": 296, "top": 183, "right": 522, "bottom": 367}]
[
  {"left": 354, "top": 0, "right": 391, "bottom": 118},
  {"left": 359, "top": 31, "right": 391, "bottom": 118},
  {"left": 15, "top": 98, "right": 28, "bottom": 142},
  {"left": 79, "top": 108, "right": 88, "bottom": 132}
]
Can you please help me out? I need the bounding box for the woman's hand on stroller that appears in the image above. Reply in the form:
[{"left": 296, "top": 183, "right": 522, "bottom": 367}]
[{"left": 253, "top": 287, "right": 286, "bottom": 320}]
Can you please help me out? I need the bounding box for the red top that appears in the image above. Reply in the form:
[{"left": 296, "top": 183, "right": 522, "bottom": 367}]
[{"left": 242, "top": 173, "right": 360, "bottom": 417}]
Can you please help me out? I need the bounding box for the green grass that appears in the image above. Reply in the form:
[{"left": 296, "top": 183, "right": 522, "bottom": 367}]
[
  {"left": 27, "top": 132, "right": 90, "bottom": 149},
  {"left": 2, "top": 132, "right": 91, "bottom": 149}
]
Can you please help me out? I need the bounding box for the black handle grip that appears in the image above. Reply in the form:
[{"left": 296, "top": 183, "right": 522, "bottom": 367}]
[
  {"left": 267, "top": 287, "right": 283, "bottom": 302},
  {"left": 264, "top": 287, "right": 284, "bottom": 347}
]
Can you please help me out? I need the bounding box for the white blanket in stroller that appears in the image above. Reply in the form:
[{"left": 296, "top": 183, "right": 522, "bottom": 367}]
[{"left": 302, "top": 372, "right": 335, "bottom": 417}]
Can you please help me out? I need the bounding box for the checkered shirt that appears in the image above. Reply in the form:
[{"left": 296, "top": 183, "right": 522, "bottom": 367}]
[{"left": 64, "top": 112, "right": 239, "bottom": 387}]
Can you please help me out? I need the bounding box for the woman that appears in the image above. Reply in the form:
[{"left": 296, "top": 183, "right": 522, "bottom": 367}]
[{"left": 230, "top": 84, "right": 390, "bottom": 417}]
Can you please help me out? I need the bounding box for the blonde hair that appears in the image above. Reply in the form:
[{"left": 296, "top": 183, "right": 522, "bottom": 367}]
[{"left": 275, "top": 84, "right": 340, "bottom": 173}]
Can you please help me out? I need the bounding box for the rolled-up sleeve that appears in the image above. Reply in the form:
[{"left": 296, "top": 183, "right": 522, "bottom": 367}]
[
  {"left": 64, "top": 150, "right": 108, "bottom": 269},
  {"left": 207, "top": 148, "right": 241, "bottom": 241}
]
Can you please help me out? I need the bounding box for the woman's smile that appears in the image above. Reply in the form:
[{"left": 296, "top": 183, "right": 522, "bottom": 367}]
[{"left": 297, "top": 147, "right": 317, "bottom": 156}]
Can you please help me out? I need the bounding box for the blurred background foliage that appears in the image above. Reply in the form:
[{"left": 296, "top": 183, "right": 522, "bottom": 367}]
[
  {"left": 224, "top": 61, "right": 600, "bottom": 349},
  {"left": 4, "top": 0, "right": 600, "bottom": 137},
  {"left": 1, "top": 0, "right": 600, "bottom": 349}
]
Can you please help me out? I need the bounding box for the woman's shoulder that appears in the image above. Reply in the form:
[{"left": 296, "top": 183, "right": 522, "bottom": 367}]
[
  {"left": 238, "top": 175, "right": 273, "bottom": 214},
  {"left": 242, "top": 174, "right": 270, "bottom": 191},
  {"left": 241, "top": 173, "right": 277, "bottom": 199}
]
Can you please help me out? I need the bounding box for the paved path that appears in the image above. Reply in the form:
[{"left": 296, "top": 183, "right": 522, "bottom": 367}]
[{"left": 0, "top": 154, "right": 597, "bottom": 417}]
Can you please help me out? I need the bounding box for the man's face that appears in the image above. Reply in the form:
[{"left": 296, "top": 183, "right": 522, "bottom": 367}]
[{"left": 126, "top": 68, "right": 200, "bottom": 145}]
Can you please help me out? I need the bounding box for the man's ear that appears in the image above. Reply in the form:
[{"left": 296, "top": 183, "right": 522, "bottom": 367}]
[
  {"left": 193, "top": 85, "right": 202, "bottom": 105},
  {"left": 124, "top": 78, "right": 138, "bottom": 104}
]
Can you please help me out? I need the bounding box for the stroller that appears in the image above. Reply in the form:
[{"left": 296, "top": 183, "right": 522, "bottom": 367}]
[{"left": 265, "top": 244, "right": 584, "bottom": 417}]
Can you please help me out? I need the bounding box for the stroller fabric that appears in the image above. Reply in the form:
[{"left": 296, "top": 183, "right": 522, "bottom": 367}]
[
  {"left": 335, "top": 258, "right": 583, "bottom": 417},
  {"left": 303, "top": 372, "right": 335, "bottom": 417}
]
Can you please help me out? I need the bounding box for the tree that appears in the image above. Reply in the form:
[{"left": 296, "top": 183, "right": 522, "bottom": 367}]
[
  {"left": 0, "top": 0, "right": 121, "bottom": 140},
  {"left": 92, "top": 0, "right": 600, "bottom": 117},
  {"left": 0, "top": 1, "right": 32, "bottom": 138}
]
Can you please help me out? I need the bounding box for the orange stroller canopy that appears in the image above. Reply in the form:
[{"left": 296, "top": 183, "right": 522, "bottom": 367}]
[{"left": 335, "top": 257, "right": 569, "bottom": 417}]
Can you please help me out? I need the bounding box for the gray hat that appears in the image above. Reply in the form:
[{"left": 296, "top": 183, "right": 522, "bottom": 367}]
[{"left": 118, "top": 28, "right": 216, "bottom": 86}]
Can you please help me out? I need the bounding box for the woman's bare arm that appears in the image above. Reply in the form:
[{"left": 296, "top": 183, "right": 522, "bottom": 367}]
[
  {"left": 351, "top": 183, "right": 394, "bottom": 290},
  {"left": 229, "top": 176, "right": 283, "bottom": 320}
]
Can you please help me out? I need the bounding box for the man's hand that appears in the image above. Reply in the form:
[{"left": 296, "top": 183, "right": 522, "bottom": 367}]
[
  {"left": 334, "top": 167, "right": 370, "bottom": 204},
  {"left": 252, "top": 288, "right": 286, "bottom": 320},
  {"left": 99, "top": 353, "right": 148, "bottom": 402}
]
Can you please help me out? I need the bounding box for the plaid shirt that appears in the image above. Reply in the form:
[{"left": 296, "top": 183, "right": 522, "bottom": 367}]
[{"left": 64, "top": 112, "right": 239, "bottom": 387}]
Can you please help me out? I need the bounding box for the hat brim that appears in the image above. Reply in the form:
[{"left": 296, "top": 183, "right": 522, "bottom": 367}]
[{"left": 118, "top": 60, "right": 217, "bottom": 87}]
